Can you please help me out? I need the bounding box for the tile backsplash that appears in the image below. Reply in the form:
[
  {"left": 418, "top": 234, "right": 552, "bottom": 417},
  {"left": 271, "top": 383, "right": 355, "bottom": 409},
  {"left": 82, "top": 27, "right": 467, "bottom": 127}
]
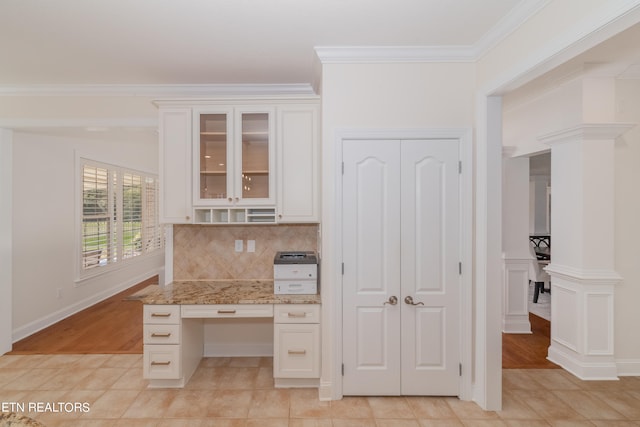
[{"left": 173, "top": 224, "right": 319, "bottom": 280}]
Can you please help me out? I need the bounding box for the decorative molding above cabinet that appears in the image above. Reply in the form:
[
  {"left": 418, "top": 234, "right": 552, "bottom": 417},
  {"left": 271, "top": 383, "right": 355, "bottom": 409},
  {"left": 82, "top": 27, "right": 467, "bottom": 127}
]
[{"left": 156, "top": 97, "right": 320, "bottom": 224}]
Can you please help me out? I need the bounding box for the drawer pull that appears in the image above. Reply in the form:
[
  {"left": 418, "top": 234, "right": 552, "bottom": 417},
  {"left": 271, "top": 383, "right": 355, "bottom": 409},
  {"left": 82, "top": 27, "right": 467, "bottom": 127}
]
[
  {"left": 217, "top": 310, "right": 237, "bottom": 314},
  {"left": 151, "top": 312, "right": 172, "bottom": 318},
  {"left": 287, "top": 312, "right": 307, "bottom": 318},
  {"left": 151, "top": 332, "right": 172, "bottom": 338},
  {"left": 150, "top": 361, "right": 171, "bottom": 366},
  {"left": 288, "top": 349, "right": 307, "bottom": 355}
]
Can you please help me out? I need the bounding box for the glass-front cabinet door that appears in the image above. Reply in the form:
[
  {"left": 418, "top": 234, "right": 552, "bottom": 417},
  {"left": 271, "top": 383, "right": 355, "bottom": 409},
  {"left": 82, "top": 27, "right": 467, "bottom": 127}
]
[
  {"left": 198, "top": 111, "right": 231, "bottom": 201},
  {"left": 193, "top": 107, "right": 275, "bottom": 206}
]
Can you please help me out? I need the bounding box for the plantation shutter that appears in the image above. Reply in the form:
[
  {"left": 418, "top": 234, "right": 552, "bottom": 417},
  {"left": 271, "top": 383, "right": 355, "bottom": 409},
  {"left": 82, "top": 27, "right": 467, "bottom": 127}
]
[
  {"left": 80, "top": 160, "right": 163, "bottom": 276},
  {"left": 122, "top": 172, "right": 143, "bottom": 260},
  {"left": 81, "top": 165, "right": 113, "bottom": 270},
  {"left": 143, "top": 177, "right": 163, "bottom": 253}
]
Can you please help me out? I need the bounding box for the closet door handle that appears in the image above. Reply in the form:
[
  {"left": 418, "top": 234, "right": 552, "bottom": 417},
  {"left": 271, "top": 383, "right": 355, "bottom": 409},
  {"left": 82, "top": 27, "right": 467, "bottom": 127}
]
[
  {"left": 404, "top": 296, "right": 424, "bottom": 306},
  {"left": 384, "top": 296, "right": 398, "bottom": 305}
]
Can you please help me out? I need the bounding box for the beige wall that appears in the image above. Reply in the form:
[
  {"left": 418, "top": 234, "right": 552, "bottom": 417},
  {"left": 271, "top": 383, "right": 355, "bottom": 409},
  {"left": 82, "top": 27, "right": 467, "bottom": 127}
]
[
  {"left": 11, "top": 130, "right": 163, "bottom": 340},
  {"left": 172, "top": 224, "right": 318, "bottom": 280}
]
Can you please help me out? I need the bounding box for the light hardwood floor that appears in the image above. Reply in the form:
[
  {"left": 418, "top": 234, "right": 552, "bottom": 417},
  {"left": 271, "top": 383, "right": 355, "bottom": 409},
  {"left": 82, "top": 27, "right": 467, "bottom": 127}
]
[{"left": 8, "top": 277, "right": 156, "bottom": 355}]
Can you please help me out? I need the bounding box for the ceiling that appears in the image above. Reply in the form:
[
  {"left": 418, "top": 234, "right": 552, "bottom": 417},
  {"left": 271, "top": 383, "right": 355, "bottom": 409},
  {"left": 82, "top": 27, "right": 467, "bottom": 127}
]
[{"left": 0, "top": 0, "right": 531, "bottom": 86}]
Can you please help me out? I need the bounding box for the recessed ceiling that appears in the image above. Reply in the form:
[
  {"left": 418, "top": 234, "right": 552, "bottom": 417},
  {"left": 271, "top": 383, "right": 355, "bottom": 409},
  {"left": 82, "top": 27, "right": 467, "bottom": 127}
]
[{"left": 0, "top": 0, "right": 530, "bottom": 86}]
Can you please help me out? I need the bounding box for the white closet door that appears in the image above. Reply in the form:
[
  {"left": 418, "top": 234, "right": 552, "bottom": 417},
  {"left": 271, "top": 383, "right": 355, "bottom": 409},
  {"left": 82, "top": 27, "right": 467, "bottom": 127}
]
[
  {"left": 400, "top": 139, "right": 460, "bottom": 396},
  {"left": 342, "top": 140, "right": 402, "bottom": 395},
  {"left": 342, "top": 138, "right": 460, "bottom": 397}
]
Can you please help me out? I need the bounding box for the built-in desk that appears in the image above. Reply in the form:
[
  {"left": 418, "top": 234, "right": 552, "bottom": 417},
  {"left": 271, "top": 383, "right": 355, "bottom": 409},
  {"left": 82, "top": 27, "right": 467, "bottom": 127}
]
[{"left": 136, "top": 281, "right": 321, "bottom": 388}]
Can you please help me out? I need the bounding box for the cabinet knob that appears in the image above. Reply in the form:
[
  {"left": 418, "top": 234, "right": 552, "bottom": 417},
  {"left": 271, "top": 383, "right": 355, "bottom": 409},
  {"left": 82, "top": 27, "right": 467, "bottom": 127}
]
[
  {"left": 186, "top": 216, "right": 190, "bottom": 221},
  {"left": 235, "top": 197, "right": 240, "bottom": 202},
  {"left": 228, "top": 197, "right": 233, "bottom": 202}
]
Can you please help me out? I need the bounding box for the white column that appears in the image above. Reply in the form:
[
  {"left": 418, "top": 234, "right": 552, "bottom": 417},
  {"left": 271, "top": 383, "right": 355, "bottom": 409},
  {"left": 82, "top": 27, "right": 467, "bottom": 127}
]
[
  {"left": 0, "top": 129, "right": 13, "bottom": 353},
  {"left": 502, "top": 151, "right": 532, "bottom": 333},
  {"left": 540, "top": 123, "right": 633, "bottom": 380}
]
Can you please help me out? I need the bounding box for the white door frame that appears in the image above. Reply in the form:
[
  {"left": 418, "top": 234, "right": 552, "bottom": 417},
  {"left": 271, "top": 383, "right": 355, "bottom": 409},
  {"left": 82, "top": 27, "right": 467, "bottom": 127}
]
[{"left": 331, "top": 128, "right": 473, "bottom": 401}]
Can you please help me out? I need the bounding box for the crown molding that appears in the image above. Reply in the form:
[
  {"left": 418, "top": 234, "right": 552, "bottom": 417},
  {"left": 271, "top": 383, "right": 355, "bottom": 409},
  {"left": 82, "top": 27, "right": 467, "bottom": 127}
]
[
  {"left": 314, "top": 46, "right": 476, "bottom": 64},
  {"left": 538, "top": 123, "right": 636, "bottom": 145},
  {"left": 0, "top": 83, "right": 317, "bottom": 97},
  {"left": 473, "top": 0, "right": 551, "bottom": 59},
  {"left": 315, "top": 0, "right": 550, "bottom": 64}
]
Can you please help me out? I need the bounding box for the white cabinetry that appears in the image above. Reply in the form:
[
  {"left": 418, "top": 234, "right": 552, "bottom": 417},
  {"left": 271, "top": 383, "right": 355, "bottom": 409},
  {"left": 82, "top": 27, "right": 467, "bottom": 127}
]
[
  {"left": 155, "top": 98, "right": 320, "bottom": 224},
  {"left": 273, "top": 304, "right": 321, "bottom": 386},
  {"left": 193, "top": 106, "right": 275, "bottom": 207},
  {"left": 143, "top": 305, "right": 203, "bottom": 387},
  {"left": 276, "top": 105, "right": 320, "bottom": 222},
  {"left": 159, "top": 108, "right": 192, "bottom": 223}
]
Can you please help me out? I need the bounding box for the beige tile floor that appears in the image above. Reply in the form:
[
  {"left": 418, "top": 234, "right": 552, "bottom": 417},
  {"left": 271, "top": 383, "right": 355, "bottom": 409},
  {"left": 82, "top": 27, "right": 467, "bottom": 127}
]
[{"left": 1, "top": 354, "right": 640, "bottom": 426}]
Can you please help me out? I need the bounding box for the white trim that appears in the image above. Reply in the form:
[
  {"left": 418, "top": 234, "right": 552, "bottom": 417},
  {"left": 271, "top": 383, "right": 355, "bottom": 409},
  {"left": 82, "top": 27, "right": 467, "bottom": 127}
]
[
  {"left": 538, "top": 123, "right": 636, "bottom": 145},
  {"left": 545, "top": 263, "right": 623, "bottom": 286},
  {"left": 473, "top": 0, "right": 551, "bottom": 59},
  {"left": 548, "top": 345, "right": 618, "bottom": 381},
  {"left": 0, "top": 83, "right": 316, "bottom": 97},
  {"left": 314, "top": 0, "right": 551, "bottom": 65},
  {"left": 0, "top": 118, "right": 158, "bottom": 130},
  {"left": 315, "top": 46, "right": 476, "bottom": 63},
  {"left": 12, "top": 265, "right": 163, "bottom": 343},
  {"left": 331, "top": 127, "right": 473, "bottom": 401},
  {"left": 502, "top": 258, "right": 533, "bottom": 334},
  {"left": 0, "top": 129, "right": 12, "bottom": 353}
]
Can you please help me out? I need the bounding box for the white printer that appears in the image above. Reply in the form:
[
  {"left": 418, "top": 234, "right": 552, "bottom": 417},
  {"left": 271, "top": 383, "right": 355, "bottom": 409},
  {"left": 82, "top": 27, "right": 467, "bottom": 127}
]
[{"left": 273, "top": 251, "right": 318, "bottom": 295}]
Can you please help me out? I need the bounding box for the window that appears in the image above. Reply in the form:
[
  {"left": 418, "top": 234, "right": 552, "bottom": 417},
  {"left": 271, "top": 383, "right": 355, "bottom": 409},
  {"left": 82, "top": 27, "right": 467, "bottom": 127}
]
[{"left": 80, "top": 160, "right": 163, "bottom": 277}]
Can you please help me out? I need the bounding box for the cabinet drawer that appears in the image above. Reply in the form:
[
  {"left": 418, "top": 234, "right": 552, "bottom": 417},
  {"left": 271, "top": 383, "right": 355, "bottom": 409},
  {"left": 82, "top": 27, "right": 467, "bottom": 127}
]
[
  {"left": 143, "top": 324, "right": 181, "bottom": 344},
  {"left": 274, "top": 323, "right": 320, "bottom": 378},
  {"left": 274, "top": 304, "right": 320, "bottom": 324},
  {"left": 181, "top": 304, "right": 274, "bottom": 318},
  {"left": 144, "top": 305, "right": 181, "bottom": 324},
  {"left": 143, "top": 345, "right": 181, "bottom": 379}
]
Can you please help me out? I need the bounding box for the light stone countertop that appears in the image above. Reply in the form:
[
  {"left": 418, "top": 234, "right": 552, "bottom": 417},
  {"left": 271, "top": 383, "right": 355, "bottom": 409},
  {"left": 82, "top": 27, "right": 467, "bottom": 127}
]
[{"left": 129, "top": 280, "right": 321, "bottom": 305}]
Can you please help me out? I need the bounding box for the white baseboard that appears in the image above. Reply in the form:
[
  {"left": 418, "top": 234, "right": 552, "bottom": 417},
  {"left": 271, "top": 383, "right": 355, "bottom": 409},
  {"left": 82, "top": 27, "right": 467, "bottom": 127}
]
[
  {"left": 548, "top": 344, "right": 618, "bottom": 380},
  {"left": 318, "top": 380, "right": 334, "bottom": 401},
  {"left": 12, "top": 267, "right": 162, "bottom": 343},
  {"left": 502, "top": 315, "right": 532, "bottom": 334}
]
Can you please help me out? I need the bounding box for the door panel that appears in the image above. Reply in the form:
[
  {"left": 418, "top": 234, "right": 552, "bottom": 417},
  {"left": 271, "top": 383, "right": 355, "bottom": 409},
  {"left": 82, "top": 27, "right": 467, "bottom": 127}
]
[
  {"left": 342, "top": 140, "right": 401, "bottom": 395},
  {"left": 342, "top": 138, "right": 460, "bottom": 396},
  {"left": 400, "top": 139, "right": 460, "bottom": 396}
]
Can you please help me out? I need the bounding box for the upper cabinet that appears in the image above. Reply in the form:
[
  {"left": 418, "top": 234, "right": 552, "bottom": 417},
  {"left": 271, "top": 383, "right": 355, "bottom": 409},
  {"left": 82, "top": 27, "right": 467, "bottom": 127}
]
[
  {"left": 276, "top": 104, "right": 320, "bottom": 223},
  {"left": 194, "top": 107, "right": 275, "bottom": 207},
  {"left": 157, "top": 98, "right": 320, "bottom": 224},
  {"left": 159, "top": 108, "right": 192, "bottom": 224}
]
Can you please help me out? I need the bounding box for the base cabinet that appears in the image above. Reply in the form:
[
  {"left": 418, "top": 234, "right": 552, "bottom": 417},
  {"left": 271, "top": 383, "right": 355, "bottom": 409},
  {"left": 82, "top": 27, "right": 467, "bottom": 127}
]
[
  {"left": 142, "top": 302, "right": 320, "bottom": 388},
  {"left": 143, "top": 305, "right": 203, "bottom": 387},
  {"left": 273, "top": 304, "right": 321, "bottom": 385}
]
